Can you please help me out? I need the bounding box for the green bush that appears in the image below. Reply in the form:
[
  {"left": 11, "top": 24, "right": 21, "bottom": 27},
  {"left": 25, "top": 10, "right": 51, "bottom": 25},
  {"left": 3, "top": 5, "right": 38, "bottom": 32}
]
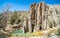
[
  {"left": 10, "top": 11, "right": 18, "bottom": 24},
  {"left": 56, "top": 28, "right": 60, "bottom": 35},
  {"left": 58, "top": 28, "right": 60, "bottom": 33}
]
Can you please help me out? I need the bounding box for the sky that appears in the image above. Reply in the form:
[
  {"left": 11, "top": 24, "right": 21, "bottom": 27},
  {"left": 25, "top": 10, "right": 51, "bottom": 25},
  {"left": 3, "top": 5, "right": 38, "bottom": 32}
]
[{"left": 0, "top": 0, "right": 60, "bottom": 12}]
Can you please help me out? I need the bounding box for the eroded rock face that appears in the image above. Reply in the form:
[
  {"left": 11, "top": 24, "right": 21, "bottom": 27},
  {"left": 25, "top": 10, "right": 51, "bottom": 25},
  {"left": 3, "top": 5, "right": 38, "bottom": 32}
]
[
  {"left": 29, "top": 3, "right": 37, "bottom": 32},
  {"left": 29, "top": 2, "right": 48, "bottom": 32},
  {"left": 28, "top": 1, "right": 60, "bottom": 32}
]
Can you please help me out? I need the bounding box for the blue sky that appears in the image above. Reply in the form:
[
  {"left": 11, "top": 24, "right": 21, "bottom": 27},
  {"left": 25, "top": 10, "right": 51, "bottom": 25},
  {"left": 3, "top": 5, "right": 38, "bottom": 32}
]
[{"left": 0, "top": 0, "right": 60, "bottom": 11}]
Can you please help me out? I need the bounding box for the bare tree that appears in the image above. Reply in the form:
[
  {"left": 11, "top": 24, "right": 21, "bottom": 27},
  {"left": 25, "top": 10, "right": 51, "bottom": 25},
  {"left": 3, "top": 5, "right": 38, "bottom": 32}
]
[
  {"left": 0, "top": 4, "right": 12, "bottom": 36},
  {"left": 3, "top": 4, "right": 11, "bottom": 30}
]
